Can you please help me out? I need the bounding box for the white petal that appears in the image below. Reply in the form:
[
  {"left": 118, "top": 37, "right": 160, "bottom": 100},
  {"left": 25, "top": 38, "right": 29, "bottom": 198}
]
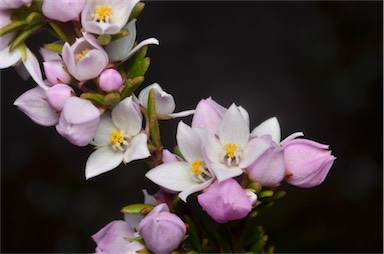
[
  {"left": 240, "top": 136, "right": 273, "bottom": 168},
  {"left": 280, "top": 132, "right": 304, "bottom": 145},
  {"left": 119, "top": 37, "right": 159, "bottom": 63},
  {"left": 219, "top": 104, "right": 249, "bottom": 148},
  {"left": 40, "top": 47, "right": 61, "bottom": 61},
  {"left": 23, "top": 48, "right": 49, "bottom": 90},
  {"left": 145, "top": 162, "right": 198, "bottom": 192},
  {"left": 123, "top": 133, "right": 150, "bottom": 164},
  {"left": 85, "top": 147, "right": 124, "bottom": 179},
  {"left": 210, "top": 163, "right": 243, "bottom": 182},
  {"left": 202, "top": 130, "right": 223, "bottom": 165},
  {"left": 92, "top": 114, "right": 116, "bottom": 147},
  {"left": 251, "top": 117, "right": 281, "bottom": 144},
  {"left": 178, "top": 177, "right": 214, "bottom": 202},
  {"left": 177, "top": 121, "right": 203, "bottom": 162},
  {"left": 138, "top": 83, "right": 175, "bottom": 116},
  {"left": 165, "top": 109, "right": 195, "bottom": 119},
  {"left": 0, "top": 45, "right": 22, "bottom": 69},
  {"left": 112, "top": 97, "right": 142, "bottom": 136},
  {"left": 238, "top": 106, "right": 250, "bottom": 126}
]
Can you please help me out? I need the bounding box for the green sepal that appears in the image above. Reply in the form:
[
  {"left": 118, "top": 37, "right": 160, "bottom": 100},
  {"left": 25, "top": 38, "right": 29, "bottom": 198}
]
[
  {"left": 26, "top": 12, "right": 42, "bottom": 24},
  {"left": 48, "top": 21, "right": 70, "bottom": 42},
  {"left": 147, "top": 89, "right": 161, "bottom": 147},
  {"left": 9, "top": 23, "right": 44, "bottom": 51},
  {"left": 128, "top": 2, "right": 145, "bottom": 22},
  {"left": 0, "top": 20, "right": 27, "bottom": 37},
  {"left": 126, "top": 46, "right": 150, "bottom": 79},
  {"left": 111, "top": 28, "right": 130, "bottom": 41},
  {"left": 80, "top": 92, "right": 105, "bottom": 106},
  {"left": 44, "top": 43, "right": 63, "bottom": 53},
  {"left": 121, "top": 76, "right": 144, "bottom": 99},
  {"left": 97, "top": 34, "right": 111, "bottom": 45},
  {"left": 104, "top": 92, "right": 121, "bottom": 108},
  {"left": 258, "top": 190, "right": 274, "bottom": 199},
  {"left": 184, "top": 215, "right": 202, "bottom": 253},
  {"left": 172, "top": 146, "right": 184, "bottom": 159},
  {"left": 120, "top": 203, "right": 155, "bottom": 215},
  {"left": 247, "top": 181, "right": 262, "bottom": 194}
]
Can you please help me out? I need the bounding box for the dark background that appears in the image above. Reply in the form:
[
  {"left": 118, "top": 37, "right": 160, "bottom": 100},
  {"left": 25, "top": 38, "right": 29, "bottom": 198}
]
[{"left": 1, "top": 1, "right": 383, "bottom": 253}]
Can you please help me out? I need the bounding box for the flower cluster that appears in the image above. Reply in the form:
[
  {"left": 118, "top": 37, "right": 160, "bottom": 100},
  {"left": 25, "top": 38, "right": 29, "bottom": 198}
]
[{"left": 1, "top": 1, "right": 336, "bottom": 253}]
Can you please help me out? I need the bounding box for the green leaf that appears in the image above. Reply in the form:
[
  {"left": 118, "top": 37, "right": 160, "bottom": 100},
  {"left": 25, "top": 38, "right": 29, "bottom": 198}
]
[
  {"left": 97, "top": 34, "right": 111, "bottom": 45},
  {"left": 128, "top": 2, "right": 145, "bottom": 22},
  {"left": 26, "top": 12, "right": 42, "bottom": 24},
  {"left": 120, "top": 76, "right": 144, "bottom": 99},
  {"left": 104, "top": 92, "right": 121, "bottom": 108},
  {"left": 48, "top": 21, "right": 70, "bottom": 42},
  {"left": 184, "top": 215, "right": 201, "bottom": 252},
  {"left": 258, "top": 190, "right": 274, "bottom": 199},
  {"left": 111, "top": 28, "right": 130, "bottom": 41},
  {"left": 9, "top": 23, "right": 44, "bottom": 51},
  {"left": 80, "top": 92, "right": 105, "bottom": 106},
  {"left": 147, "top": 89, "right": 161, "bottom": 147},
  {"left": 44, "top": 43, "right": 63, "bottom": 53},
  {"left": 126, "top": 46, "right": 151, "bottom": 79},
  {"left": 0, "top": 20, "right": 27, "bottom": 37},
  {"left": 120, "top": 204, "right": 155, "bottom": 215}
]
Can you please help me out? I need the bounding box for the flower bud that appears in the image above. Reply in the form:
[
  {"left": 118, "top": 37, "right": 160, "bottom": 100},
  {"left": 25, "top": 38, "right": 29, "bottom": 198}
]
[
  {"left": 46, "top": 84, "right": 74, "bottom": 111},
  {"left": 198, "top": 179, "right": 252, "bottom": 223},
  {"left": 98, "top": 68, "right": 123, "bottom": 92},
  {"left": 56, "top": 97, "right": 100, "bottom": 146},
  {"left": 43, "top": 61, "right": 71, "bottom": 85},
  {"left": 42, "top": 0, "right": 86, "bottom": 22},
  {"left": 0, "top": 0, "right": 31, "bottom": 10},
  {"left": 138, "top": 204, "right": 186, "bottom": 253},
  {"left": 283, "top": 139, "right": 336, "bottom": 188},
  {"left": 191, "top": 97, "right": 226, "bottom": 135}
]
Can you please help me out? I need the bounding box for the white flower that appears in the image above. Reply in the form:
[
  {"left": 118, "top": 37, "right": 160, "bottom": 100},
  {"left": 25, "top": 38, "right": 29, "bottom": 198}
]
[
  {"left": 81, "top": 0, "right": 139, "bottom": 35},
  {"left": 145, "top": 121, "right": 214, "bottom": 202},
  {"left": 138, "top": 83, "right": 195, "bottom": 119},
  {"left": 202, "top": 104, "right": 272, "bottom": 182},
  {"left": 85, "top": 96, "right": 150, "bottom": 179}
]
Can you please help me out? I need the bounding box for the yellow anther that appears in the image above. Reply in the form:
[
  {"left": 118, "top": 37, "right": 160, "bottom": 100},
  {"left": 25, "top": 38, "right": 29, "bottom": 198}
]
[
  {"left": 191, "top": 160, "right": 204, "bottom": 175},
  {"left": 109, "top": 130, "right": 124, "bottom": 145},
  {"left": 94, "top": 5, "right": 112, "bottom": 22},
  {"left": 225, "top": 143, "right": 238, "bottom": 159},
  {"left": 76, "top": 49, "right": 89, "bottom": 61}
]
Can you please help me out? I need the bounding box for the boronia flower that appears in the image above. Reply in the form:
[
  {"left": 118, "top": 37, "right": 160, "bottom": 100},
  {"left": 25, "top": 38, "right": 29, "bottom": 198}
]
[
  {"left": 85, "top": 96, "right": 150, "bottom": 179},
  {"left": 42, "top": 0, "right": 86, "bottom": 22},
  {"left": 62, "top": 32, "right": 109, "bottom": 81},
  {"left": 81, "top": 0, "right": 139, "bottom": 35},
  {"left": 202, "top": 104, "right": 271, "bottom": 182},
  {"left": 145, "top": 121, "right": 214, "bottom": 202},
  {"left": 138, "top": 83, "right": 195, "bottom": 119}
]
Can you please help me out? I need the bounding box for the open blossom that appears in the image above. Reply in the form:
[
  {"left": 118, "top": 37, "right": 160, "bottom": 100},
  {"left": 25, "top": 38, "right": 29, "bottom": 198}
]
[
  {"left": 202, "top": 104, "right": 271, "bottom": 182},
  {"left": 146, "top": 121, "right": 214, "bottom": 202},
  {"left": 42, "top": 0, "right": 86, "bottom": 22},
  {"left": 191, "top": 97, "right": 226, "bottom": 135},
  {"left": 85, "top": 96, "right": 150, "bottom": 179},
  {"left": 56, "top": 97, "right": 101, "bottom": 146},
  {"left": 43, "top": 61, "right": 72, "bottom": 85},
  {"left": 198, "top": 178, "right": 254, "bottom": 223},
  {"left": 138, "top": 83, "right": 194, "bottom": 119},
  {"left": 62, "top": 33, "right": 109, "bottom": 81},
  {"left": 0, "top": 0, "right": 31, "bottom": 10},
  {"left": 81, "top": 0, "right": 139, "bottom": 35},
  {"left": 105, "top": 19, "right": 159, "bottom": 63},
  {"left": 283, "top": 138, "right": 336, "bottom": 188},
  {"left": 92, "top": 220, "right": 144, "bottom": 253},
  {"left": 138, "top": 203, "right": 186, "bottom": 254}
]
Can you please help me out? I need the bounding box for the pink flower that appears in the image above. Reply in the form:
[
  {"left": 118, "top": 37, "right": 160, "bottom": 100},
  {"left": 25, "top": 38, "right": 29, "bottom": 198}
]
[
  {"left": 198, "top": 179, "right": 253, "bottom": 223},
  {"left": 138, "top": 204, "right": 186, "bottom": 253},
  {"left": 42, "top": 0, "right": 86, "bottom": 22},
  {"left": 283, "top": 139, "right": 336, "bottom": 188},
  {"left": 46, "top": 84, "right": 75, "bottom": 111},
  {"left": 43, "top": 61, "right": 72, "bottom": 85},
  {"left": 98, "top": 68, "right": 123, "bottom": 92},
  {"left": 191, "top": 97, "right": 226, "bottom": 135}
]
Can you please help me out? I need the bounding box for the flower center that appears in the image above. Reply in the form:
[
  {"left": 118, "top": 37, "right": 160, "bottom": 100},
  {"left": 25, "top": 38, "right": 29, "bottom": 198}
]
[
  {"left": 224, "top": 143, "right": 240, "bottom": 166},
  {"left": 94, "top": 5, "right": 112, "bottom": 23},
  {"left": 109, "top": 130, "right": 128, "bottom": 151},
  {"left": 190, "top": 160, "right": 211, "bottom": 183},
  {"left": 76, "top": 49, "right": 89, "bottom": 61}
]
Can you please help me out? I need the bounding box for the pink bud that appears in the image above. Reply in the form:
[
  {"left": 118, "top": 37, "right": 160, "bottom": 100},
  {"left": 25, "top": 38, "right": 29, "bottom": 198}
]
[
  {"left": 56, "top": 97, "right": 100, "bottom": 146},
  {"left": 283, "top": 139, "right": 336, "bottom": 188},
  {"left": 191, "top": 97, "right": 226, "bottom": 135},
  {"left": 43, "top": 61, "right": 71, "bottom": 85},
  {"left": 42, "top": 0, "right": 86, "bottom": 22},
  {"left": 198, "top": 179, "right": 252, "bottom": 223},
  {"left": 46, "top": 84, "right": 74, "bottom": 111},
  {"left": 98, "top": 68, "right": 123, "bottom": 92},
  {"left": 138, "top": 204, "right": 186, "bottom": 253}
]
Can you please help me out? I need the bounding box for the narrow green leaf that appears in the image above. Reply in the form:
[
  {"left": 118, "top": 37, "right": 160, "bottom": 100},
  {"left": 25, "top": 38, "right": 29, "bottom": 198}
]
[
  {"left": 128, "top": 2, "right": 145, "bottom": 22},
  {"left": 0, "top": 20, "right": 27, "bottom": 37},
  {"left": 147, "top": 89, "right": 161, "bottom": 147},
  {"left": 49, "top": 21, "right": 70, "bottom": 42},
  {"left": 97, "top": 34, "right": 111, "bottom": 45},
  {"left": 80, "top": 92, "right": 105, "bottom": 105},
  {"left": 184, "top": 215, "right": 201, "bottom": 252},
  {"left": 121, "top": 76, "right": 144, "bottom": 99},
  {"left": 126, "top": 46, "right": 150, "bottom": 79},
  {"left": 44, "top": 43, "right": 63, "bottom": 53},
  {"left": 111, "top": 28, "right": 130, "bottom": 41},
  {"left": 120, "top": 204, "right": 155, "bottom": 215},
  {"left": 26, "top": 12, "right": 42, "bottom": 24},
  {"left": 258, "top": 190, "right": 274, "bottom": 199},
  {"left": 9, "top": 23, "right": 44, "bottom": 51},
  {"left": 104, "top": 92, "right": 121, "bottom": 107}
]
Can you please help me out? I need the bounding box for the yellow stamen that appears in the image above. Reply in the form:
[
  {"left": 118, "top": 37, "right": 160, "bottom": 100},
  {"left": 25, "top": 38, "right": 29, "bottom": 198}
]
[
  {"left": 94, "top": 5, "right": 112, "bottom": 22},
  {"left": 225, "top": 143, "right": 238, "bottom": 159},
  {"left": 109, "top": 130, "right": 124, "bottom": 145},
  {"left": 191, "top": 160, "right": 204, "bottom": 175},
  {"left": 76, "top": 49, "right": 89, "bottom": 61}
]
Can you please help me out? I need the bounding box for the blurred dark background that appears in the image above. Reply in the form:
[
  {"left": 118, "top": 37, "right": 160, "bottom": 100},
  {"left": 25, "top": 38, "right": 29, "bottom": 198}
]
[{"left": 1, "top": 1, "right": 383, "bottom": 253}]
